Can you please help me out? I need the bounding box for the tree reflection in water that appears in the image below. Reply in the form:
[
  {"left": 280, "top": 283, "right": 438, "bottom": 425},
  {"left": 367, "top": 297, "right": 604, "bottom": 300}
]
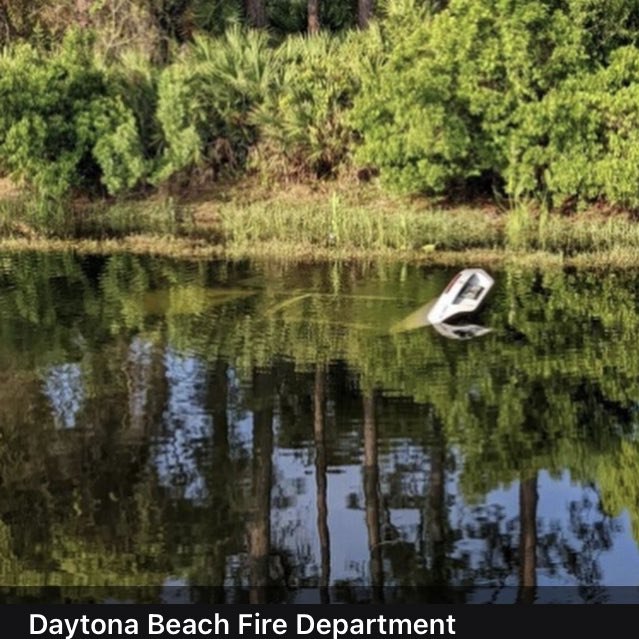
[{"left": 0, "top": 253, "right": 637, "bottom": 601}]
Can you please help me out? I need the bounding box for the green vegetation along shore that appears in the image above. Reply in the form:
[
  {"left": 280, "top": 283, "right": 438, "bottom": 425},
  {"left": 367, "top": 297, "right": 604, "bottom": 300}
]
[
  {"left": 5, "top": 0, "right": 639, "bottom": 264},
  {"left": 2, "top": 180, "right": 639, "bottom": 269}
]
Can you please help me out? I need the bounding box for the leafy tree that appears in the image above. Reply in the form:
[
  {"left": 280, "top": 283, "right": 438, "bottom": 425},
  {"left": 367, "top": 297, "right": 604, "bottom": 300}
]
[
  {"left": 352, "top": 0, "right": 639, "bottom": 203},
  {"left": 0, "top": 31, "right": 147, "bottom": 200}
]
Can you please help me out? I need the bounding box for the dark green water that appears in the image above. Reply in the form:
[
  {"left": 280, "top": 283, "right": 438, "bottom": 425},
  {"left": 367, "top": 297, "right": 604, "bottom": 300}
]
[{"left": 1, "top": 253, "right": 639, "bottom": 602}]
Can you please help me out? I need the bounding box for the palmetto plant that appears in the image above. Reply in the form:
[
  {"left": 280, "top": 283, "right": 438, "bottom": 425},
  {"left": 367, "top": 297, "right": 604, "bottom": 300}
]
[
  {"left": 252, "top": 31, "right": 374, "bottom": 179},
  {"left": 190, "top": 26, "right": 277, "bottom": 112},
  {"left": 154, "top": 26, "right": 277, "bottom": 184}
]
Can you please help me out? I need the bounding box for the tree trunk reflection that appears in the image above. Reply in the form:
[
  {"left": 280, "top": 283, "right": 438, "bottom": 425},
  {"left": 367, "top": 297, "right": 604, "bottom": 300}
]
[
  {"left": 248, "top": 371, "right": 274, "bottom": 604},
  {"left": 363, "top": 393, "right": 383, "bottom": 601},
  {"left": 427, "top": 418, "right": 447, "bottom": 589},
  {"left": 314, "top": 364, "right": 330, "bottom": 602},
  {"left": 517, "top": 474, "right": 538, "bottom": 604},
  {"left": 209, "top": 361, "right": 231, "bottom": 601}
]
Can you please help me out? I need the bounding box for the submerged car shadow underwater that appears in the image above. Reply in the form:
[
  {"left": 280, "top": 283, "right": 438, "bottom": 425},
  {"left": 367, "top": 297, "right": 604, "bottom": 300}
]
[{"left": 391, "top": 268, "right": 495, "bottom": 340}]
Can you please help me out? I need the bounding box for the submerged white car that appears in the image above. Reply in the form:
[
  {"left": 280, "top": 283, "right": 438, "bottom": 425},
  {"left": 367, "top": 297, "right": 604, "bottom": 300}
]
[{"left": 427, "top": 268, "right": 494, "bottom": 325}]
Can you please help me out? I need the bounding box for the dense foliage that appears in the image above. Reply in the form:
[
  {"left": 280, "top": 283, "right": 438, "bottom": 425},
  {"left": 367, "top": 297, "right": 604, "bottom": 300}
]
[
  {"left": 0, "top": 32, "right": 146, "bottom": 198},
  {"left": 4, "top": 0, "right": 639, "bottom": 210},
  {"left": 253, "top": 32, "right": 372, "bottom": 178},
  {"left": 154, "top": 27, "right": 276, "bottom": 183},
  {"left": 353, "top": 0, "right": 639, "bottom": 207}
]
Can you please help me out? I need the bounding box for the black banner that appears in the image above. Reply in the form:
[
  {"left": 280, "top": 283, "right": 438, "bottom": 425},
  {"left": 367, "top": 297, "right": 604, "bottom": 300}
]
[{"left": 0, "top": 603, "right": 633, "bottom": 639}]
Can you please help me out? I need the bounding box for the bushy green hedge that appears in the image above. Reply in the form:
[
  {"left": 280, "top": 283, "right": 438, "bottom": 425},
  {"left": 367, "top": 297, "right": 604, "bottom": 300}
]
[
  {"left": 352, "top": 0, "right": 639, "bottom": 208},
  {"left": 6, "top": 2, "right": 639, "bottom": 212},
  {"left": 510, "top": 47, "right": 639, "bottom": 208},
  {"left": 0, "top": 31, "right": 147, "bottom": 199}
]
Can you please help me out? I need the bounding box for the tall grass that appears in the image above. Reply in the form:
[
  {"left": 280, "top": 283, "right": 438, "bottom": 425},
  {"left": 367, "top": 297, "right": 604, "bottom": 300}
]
[
  {"left": 543, "top": 216, "right": 639, "bottom": 253},
  {"left": 5, "top": 182, "right": 639, "bottom": 266},
  {"left": 0, "top": 196, "right": 70, "bottom": 237},
  {"left": 505, "top": 201, "right": 536, "bottom": 251},
  {"left": 505, "top": 200, "right": 639, "bottom": 254},
  {"left": 218, "top": 193, "right": 501, "bottom": 252},
  {"left": 0, "top": 193, "right": 185, "bottom": 239}
]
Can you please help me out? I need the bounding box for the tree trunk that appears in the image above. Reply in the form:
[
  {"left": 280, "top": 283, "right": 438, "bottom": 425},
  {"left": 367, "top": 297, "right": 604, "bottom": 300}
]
[
  {"left": 308, "top": 0, "right": 320, "bottom": 34},
  {"left": 358, "top": 0, "right": 374, "bottom": 28},
  {"left": 246, "top": 0, "right": 267, "bottom": 28},
  {"left": 75, "top": 0, "right": 91, "bottom": 28}
]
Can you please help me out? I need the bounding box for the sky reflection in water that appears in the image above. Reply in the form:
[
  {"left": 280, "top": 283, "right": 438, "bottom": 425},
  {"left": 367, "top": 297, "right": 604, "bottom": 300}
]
[{"left": 1, "top": 253, "right": 638, "bottom": 601}]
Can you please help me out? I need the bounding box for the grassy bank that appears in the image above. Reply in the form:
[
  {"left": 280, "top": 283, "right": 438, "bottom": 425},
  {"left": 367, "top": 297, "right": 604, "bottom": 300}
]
[{"left": 3, "top": 182, "right": 639, "bottom": 269}]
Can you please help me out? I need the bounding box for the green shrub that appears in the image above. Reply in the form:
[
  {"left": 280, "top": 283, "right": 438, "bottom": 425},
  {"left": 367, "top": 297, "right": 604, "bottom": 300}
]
[
  {"left": 154, "top": 27, "right": 277, "bottom": 184},
  {"left": 509, "top": 46, "right": 639, "bottom": 208},
  {"left": 89, "top": 99, "right": 147, "bottom": 195},
  {"left": 351, "top": 0, "right": 639, "bottom": 200},
  {"left": 105, "top": 50, "right": 162, "bottom": 167},
  {"left": 253, "top": 32, "right": 377, "bottom": 178},
  {"left": 352, "top": 0, "right": 500, "bottom": 195},
  {"left": 0, "top": 31, "right": 147, "bottom": 200}
]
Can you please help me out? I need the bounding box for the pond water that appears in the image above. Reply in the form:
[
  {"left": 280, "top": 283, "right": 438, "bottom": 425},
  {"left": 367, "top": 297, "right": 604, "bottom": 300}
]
[{"left": 2, "top": 253, "right": 639, "bottom": 602}]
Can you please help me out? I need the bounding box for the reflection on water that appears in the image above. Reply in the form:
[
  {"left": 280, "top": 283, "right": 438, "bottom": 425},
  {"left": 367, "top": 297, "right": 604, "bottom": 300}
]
[{"left": 2, "top": 254, "right": 639, "bottom": 602}]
